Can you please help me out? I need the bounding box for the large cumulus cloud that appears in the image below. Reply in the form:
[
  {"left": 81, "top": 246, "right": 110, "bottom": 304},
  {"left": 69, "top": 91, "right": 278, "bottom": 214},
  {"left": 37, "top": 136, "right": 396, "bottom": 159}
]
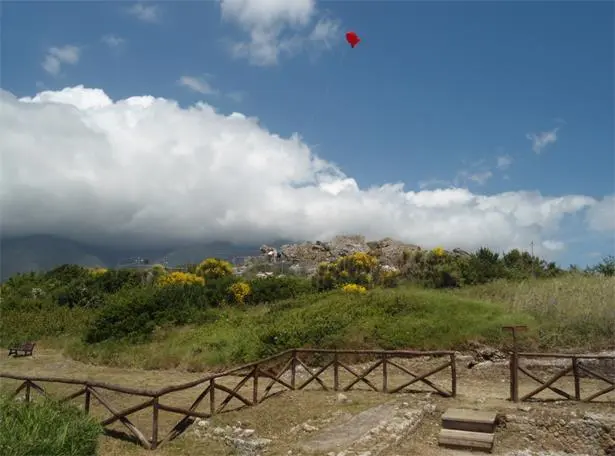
[{"left": 0, "top": 86, "right": 610, "bottom": 256}]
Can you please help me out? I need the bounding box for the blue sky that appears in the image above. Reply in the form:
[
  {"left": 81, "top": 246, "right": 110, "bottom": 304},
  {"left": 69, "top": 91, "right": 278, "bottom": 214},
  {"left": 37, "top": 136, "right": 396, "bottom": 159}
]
[{"left": 1, "top": 0, "right": 614, "bottom": 266}]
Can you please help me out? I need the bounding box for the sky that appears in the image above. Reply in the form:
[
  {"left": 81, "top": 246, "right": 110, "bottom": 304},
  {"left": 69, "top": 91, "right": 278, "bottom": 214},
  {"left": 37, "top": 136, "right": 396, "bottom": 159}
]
[{"left": 1, "top": 0, "right": 614, "bottom": 267}]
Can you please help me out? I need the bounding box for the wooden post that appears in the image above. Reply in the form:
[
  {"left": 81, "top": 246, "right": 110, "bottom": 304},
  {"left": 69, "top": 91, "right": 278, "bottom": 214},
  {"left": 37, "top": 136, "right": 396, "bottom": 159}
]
[
  {"left": 333, "top": 353, "right": 339, "bottom": 391},
  {"left": 382, "top": 353, "right": 388, "bottom": 393},
  {"left": 450, "top": 352, "right": 457, "bottom": 397},
  {"left": 209, "top": 378, "right": 216, "bottom": 415},
  {"left": 151, "top": 396, "right": 159, "bottom": 450},
  {"left": 291, "top": 350, "right": 297, "bottom": 390},
  {"left": 502, "top": 325, "right": 527, "bottom": 402},
  {"left": 572, "top": 357, "right": 581, "bottom": 401},
  {"left": 25, "top": 381, "right": 31, "bottom": 403},
  {"left": 253, "top": 365, "right": 259, "bottom": 405},
  {"left": 84, "top": 387, "right": 91, "bottom": 414}
]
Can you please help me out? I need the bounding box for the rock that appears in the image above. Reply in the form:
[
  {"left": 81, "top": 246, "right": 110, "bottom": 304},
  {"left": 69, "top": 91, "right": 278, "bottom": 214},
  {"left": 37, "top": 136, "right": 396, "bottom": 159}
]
[
  {"left": 212, "top": 427, "right": 226, "bottom": 436},
  {"left": 196, "top": 419, "right": 210, "bottom": 427},
  {"left": 302, "top": 423, "right": 318, "bottom": 432},
  {"left": 336, "top": 393, "right": 351, "bottom": 404},
  {"left": 242, "top": 429, "right": 256, "bottom": 437},
  {"left": 225, "top": 436, "right": 272, "bottom": 455}
]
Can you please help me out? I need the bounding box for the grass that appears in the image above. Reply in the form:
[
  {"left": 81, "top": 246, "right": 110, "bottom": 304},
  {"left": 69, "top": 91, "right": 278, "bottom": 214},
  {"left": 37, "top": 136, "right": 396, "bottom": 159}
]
[
  {"left": 0, "top": 394, "right": 102, "bottom": 456},
  {"left": 64, "top": 286, "right": 535, "bottom": 370},
  {"left": 454, "top": 274, "right": 615, "bottom": 349},
  {"left": 3, "top": 276, "right": 613, "bottom": 371}
]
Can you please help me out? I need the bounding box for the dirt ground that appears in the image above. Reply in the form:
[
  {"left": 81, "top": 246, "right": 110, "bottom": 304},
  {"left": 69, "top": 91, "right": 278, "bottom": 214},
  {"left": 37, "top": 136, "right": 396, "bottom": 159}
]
[{"left": 1, "top": 348, "right": 613, "bottom": 456}]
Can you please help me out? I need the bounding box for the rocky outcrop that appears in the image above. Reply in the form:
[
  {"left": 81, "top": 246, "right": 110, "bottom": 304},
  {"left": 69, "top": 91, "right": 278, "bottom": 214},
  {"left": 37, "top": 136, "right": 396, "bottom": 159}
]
[
  {"left": 241, "top": 235, "right": 474, "bottom": 276},
  {"left": 277, "top": 235, "right": 422, "bottom": 270}
]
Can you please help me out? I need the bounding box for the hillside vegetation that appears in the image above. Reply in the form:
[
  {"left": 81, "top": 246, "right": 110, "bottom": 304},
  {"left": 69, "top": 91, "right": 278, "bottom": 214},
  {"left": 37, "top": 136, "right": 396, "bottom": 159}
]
[
  {"left": 0, "top": 394, "right": 102, "bottom": 456},
  {"left": 1, "top": 248, "right": 613, "bottom": 371}
]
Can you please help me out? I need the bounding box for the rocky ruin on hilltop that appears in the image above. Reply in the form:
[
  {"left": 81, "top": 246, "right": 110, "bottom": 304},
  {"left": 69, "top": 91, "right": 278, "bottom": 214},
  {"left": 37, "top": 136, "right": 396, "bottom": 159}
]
[{"left": 248, "top": 235, "right": 470, "bottom": 275}]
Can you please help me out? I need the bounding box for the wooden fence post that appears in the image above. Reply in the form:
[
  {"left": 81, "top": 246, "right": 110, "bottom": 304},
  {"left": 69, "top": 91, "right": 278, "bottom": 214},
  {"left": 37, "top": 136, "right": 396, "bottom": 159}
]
[
  {"left": 209, "top": 378, "right": 216, "bottom": 415},
  {"left": 151, "top": 396, "right": 159, "bottom": 450},
  {"left": 253, "top": 365, "right": 259, "bottom": 405},
  {"left": 291, "top": 350, "right": 297, "bottom": 390},
  {"left": 333, "top": 352, "right": 339, "bottom": 391},
  {"left": 25, "top": 381, "right": 31, "bottom": 403},
  {"left": 449, "top": 352, "right": 457, "bottom": 398},
  {"left": 572, "top": 357, "right": 581, "bottom": 401},
  {"left": 502, "top": 325, "right": 526, "bottom": 402},
  {"left": 382, "top": 353, "right": 388, "bottom": 393},
  {"left": 84, "top": 386, "right": 91, "bottom": 414}
]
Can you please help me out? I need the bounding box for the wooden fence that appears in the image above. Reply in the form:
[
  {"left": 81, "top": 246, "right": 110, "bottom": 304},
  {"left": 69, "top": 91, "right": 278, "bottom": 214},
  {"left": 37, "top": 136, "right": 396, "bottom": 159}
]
[
  {"left": 0, "top": 348, "right": 456, "bottom": 451},
  {"left": 510, "top": 352, "right": 615, "bottom": 402}
]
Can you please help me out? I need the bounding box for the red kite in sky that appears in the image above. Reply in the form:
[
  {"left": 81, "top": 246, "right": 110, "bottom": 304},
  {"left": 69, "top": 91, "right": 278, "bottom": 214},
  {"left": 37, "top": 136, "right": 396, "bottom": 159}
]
[{"left": 345, "top": 31, "right": 361, "bottom": 48}]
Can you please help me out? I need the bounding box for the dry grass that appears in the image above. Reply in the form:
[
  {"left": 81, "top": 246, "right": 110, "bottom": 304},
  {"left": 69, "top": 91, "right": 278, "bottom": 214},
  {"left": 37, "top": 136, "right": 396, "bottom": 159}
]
[{"left": 455, "top": 275, "right": 615, "bottom": 349}]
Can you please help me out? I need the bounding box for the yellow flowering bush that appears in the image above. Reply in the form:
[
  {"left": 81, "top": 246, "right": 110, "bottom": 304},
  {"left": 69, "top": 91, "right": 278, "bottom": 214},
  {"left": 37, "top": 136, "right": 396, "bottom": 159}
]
[
  {"left": 156, "top": 271, "right": 204, "bottom": 287},
  {"left": 432, "top": 246, "right": 445, "bottom": 257},
  {"left": 341, "top": 283, "right": 367, "bottom": 294},
  {"left": 195, "top": 258, "right": 234, "bottom": 280},
  {"left": 228, "top": 281, "right": 251, "bottom": 305},
  {"left": 88, "top": 267, "right": 108, "bottom": 277},
  {"left": 315, "top": 252, "right": 379, "bottom": 291}
]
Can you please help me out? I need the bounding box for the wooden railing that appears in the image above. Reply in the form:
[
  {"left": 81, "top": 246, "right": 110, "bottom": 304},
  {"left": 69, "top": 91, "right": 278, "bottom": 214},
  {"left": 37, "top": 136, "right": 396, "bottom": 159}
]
[
  {"left": 510, "top": 352, "right": 615, "bottom": 403},
  {"left": 0, "top": 348, "right": 456, "bottom": 450}
]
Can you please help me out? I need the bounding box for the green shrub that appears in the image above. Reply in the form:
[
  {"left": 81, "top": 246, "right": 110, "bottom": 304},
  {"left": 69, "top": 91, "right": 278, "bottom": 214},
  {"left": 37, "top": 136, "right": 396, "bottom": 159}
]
[
  {"left": 203, "top": 276, "right": 240, "bottom": 306},
  {"left": 55, "top": 282, "right": 104, "bottom": 308},
  {"left": 0, "top": 395, "right": 102, "bottom": 456},
  {"left": 84, "top": 284, "right": 210, "bottom": 343},
  {"left": 248, "top": 276, "right": 314, "bottom": 303},
  {"left": 89, "top": 269, "right": 144, "bottom": 293},
  {"left": 44, "top": 264, "right": 89, "bottom": 283}
]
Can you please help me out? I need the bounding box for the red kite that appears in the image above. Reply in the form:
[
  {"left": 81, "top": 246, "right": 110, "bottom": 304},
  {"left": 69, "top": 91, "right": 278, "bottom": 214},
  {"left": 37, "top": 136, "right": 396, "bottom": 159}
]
[{"left": 345, "top": 31, "right": 361, "bottom": 48}]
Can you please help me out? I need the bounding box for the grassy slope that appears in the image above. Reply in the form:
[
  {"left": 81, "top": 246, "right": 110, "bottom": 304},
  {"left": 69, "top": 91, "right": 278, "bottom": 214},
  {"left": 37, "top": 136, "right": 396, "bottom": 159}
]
[
  {"left": 65, "top": 286, "right": 535, "bottom": 370},
  {"left": 4, "top": 276, "right": 612, "bottom": 371},
  {"left": 454, "top": 275, "right": 615, "bottom": 349}
]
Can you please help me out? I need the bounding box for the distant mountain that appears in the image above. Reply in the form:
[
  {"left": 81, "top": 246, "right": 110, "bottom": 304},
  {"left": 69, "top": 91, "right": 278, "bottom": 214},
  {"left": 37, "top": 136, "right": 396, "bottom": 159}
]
[{"left": 0, "top": 235, "right": 265, "bottom": 281}]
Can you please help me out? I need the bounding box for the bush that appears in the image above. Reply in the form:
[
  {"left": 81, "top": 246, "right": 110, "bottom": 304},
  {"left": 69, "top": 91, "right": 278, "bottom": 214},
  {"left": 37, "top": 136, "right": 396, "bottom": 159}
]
[
  {"left": 342, "top": 283, "right": 367, "bottom": 294},
  {"left": 89, "top": 269, "right": 144, "bottom": 294},
  {"left": 55, "top": 282, "right": 104, "bottom": 309},
  {"left": 228, "top": 281, "right": 251, "bottom": 305},
  {"left": 0, "top": 395, "right": 102, "bottom": 456},
  {"left": 45, "top": 264, "right": 89, "bottom": 283},
  {"left": 195, "top": 258, "right": 234, "bottom": 280},
  {"left": 314, "top": 252, "right": 379, "bottom": 291},
  {"left": 203, "top": 276, "right": 240, "bottom": 306},
  {"left": 248, "top": 276, "right": 314, "bottom": 303},
  {"left": 156, "top": 271, "right": 205, "bottom": 287},
  {"left": 84, "top": 284, "right": 210, "bottom": 343}
]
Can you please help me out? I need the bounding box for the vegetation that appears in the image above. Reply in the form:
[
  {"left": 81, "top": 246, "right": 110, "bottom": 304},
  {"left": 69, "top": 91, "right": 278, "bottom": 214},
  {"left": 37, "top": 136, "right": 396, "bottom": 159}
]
[
  {"left": 0, "top": 248, "right": 613, "bottom": 370},
  {"left": 0, "top": 394, "right": 102, "bottom": 456}
]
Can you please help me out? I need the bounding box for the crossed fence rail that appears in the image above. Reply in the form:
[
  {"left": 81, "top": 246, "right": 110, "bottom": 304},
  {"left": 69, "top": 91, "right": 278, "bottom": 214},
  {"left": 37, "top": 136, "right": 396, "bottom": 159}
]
[
  {"left": 0, "top": 349, "right": 456, "bottom": 450},
  {"left": 2, "top": 348, "right": 613, "bottom": 450}
]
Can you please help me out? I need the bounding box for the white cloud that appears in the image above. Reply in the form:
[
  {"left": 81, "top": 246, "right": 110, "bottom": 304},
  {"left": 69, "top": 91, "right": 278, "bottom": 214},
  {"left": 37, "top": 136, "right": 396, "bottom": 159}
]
[
  {"left": 586, "top": 195, "right": 615, "bottom": 232},
  {"left": 526, "top": 127, "right": 559, "bottom": 154},
  {"left": 220, "top": 0, "right": 340, "bottom": 66},
  {"left": 0, "top": 86, "right": 602, "bottom": 258},
  {"left": 127, "top": 2, "right": 160, "bottom": 23},
  {"left": 542, "top": 240, "right": 565, "bottom": 251},
  {"left": 101, "top": 34, "right": 126, "bottom": 48},
  {"left": 497, "top": 155, "right": 513, "bottom": 170},
  {"left": 42, "top": 45, "right": 81, "bottom": 76},
  {"left": 178, "top": 76, "right": 218, "bottom": 95}
]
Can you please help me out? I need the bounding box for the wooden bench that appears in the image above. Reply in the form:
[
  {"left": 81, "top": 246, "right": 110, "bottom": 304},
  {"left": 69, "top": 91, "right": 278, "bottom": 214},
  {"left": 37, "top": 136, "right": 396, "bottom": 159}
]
[{"left": 8, "top": 341, "right": 35, "bottom": 357}]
